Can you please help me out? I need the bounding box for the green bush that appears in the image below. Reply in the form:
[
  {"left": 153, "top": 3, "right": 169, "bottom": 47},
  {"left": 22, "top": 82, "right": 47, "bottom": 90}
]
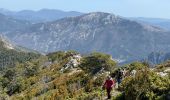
[
  {"left": 80, "top": 52, "right": 117, "bottom": 74},
  {"left": 120, "top": 67, "right": 170, "bottom": 100}
]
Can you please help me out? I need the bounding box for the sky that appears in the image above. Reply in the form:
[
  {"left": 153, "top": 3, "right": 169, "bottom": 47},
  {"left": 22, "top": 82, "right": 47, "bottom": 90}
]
[{"left": 0, "top": 0, "right": 170, "bottom": 19}]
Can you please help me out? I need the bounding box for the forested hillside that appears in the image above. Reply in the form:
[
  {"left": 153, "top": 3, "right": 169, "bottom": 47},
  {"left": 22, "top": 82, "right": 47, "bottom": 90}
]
[{"left": 0, "top": 37, "right": 40, "bottom": 69}]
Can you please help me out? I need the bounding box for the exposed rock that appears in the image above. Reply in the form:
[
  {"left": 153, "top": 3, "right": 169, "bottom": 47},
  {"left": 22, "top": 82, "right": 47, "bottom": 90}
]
[
  {"left": 60, "top": 54, "right": 82, "bottom": 72},
  {"left": 157, "top": 72, "right": 168, "bottom": 77}
]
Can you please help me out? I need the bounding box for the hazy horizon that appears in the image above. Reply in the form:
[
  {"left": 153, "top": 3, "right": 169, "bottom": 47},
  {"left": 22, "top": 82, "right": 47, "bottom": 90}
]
[
  {"left": 0, "top": 0, "right": 170, "bottom": 19},
  {"left": 1, "top": 8, "right": 170, "bottom": 20}
]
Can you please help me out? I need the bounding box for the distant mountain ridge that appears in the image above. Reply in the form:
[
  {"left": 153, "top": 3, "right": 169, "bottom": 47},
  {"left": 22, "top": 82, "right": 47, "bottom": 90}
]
[
  {"left": 1, "top": 8, "right": 170, "bottom": 30},
  {"left": 0, "top": 8, "right": 83, "bottom": 23},
  {"left": 130, "top": 17, "right": 170, "bottom": 31},
  {"left": 2, "top": 12, "right": 170, "bottom": 63},
  {"left": 0, "top": 13, "right": 30, "bottom": 32}
]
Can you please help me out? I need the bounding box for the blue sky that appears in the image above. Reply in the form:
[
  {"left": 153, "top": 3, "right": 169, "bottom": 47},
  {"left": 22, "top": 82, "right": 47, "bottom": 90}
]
[{"left": 0, "top": 0, "right": 170, "bottom": 19}]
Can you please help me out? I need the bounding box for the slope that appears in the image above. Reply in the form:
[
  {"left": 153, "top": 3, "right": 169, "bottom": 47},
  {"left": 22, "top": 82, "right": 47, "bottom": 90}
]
[
  {"left": 6, "top": 12, "right": 170, "bottom": 63},
  {"left": 0, "top": 36, "right": 40, "bottom": 69}
]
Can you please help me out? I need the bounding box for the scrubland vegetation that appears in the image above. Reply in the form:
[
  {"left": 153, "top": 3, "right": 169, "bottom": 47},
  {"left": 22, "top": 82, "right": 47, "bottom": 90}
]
[{"left": 0, "top": 51, "right": 169, "bottom": 100}]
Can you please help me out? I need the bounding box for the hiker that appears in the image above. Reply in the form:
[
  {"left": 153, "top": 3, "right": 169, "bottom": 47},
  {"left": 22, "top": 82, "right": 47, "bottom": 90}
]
[
  {"left": 103, "top": 76, "right": 115, "bottom": 99},
  {"left": 116, "top": 69, "right": 123, "bottom": 84}
]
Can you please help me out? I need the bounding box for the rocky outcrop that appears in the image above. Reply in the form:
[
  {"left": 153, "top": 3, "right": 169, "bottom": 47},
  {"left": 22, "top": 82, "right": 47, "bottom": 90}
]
[{"left": 60, "top": 54, "right": 82, "bottom": 72}]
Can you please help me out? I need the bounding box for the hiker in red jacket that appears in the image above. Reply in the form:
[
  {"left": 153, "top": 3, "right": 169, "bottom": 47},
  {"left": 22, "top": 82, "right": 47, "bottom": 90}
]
[{"left": 103, "top": 76, "right": 115, "bottom": 99}]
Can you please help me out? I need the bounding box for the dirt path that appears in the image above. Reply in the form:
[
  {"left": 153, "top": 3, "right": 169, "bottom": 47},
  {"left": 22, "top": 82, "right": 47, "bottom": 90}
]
[{"left": 99, "top": 89, "right": 121, "bottom": 100}]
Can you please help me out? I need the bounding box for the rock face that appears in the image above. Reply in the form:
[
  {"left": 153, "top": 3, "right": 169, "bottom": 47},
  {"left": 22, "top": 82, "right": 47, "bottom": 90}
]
[
  {"left": 1, "top": 12, "right": 170, "bottom": 63},
  {"left": 146, "top": 52, "right": 170, "bottom": 65}
]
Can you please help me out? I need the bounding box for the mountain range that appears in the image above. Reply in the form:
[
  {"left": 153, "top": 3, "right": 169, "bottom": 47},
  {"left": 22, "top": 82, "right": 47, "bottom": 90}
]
[
  {"left": 130, "top": 17, "right": 170, "bottom": 31},
  {"left": 0, "top": 8, "right": 83, "bottom": 23},
  {"left": 1, "top": 8, "right": 170, "bottom": 31},
  {"left": 1, "top": 9, "right": 170, "bottom": 63},
  {"left": 0, "top": 13, "right": 30, "bottom": 32}
]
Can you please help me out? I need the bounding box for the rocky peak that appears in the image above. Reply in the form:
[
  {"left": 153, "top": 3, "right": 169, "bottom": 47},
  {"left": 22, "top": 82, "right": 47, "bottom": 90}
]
[{"left": 75, "top": 12, "right": 122, "bottom": 24}]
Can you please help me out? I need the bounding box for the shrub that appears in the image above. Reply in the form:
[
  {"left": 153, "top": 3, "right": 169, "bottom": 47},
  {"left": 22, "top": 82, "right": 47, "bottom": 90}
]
[
  {"left": 80, "top": 52, "right": 117, "bottom": 74},
  {"left": 120, "top": 67, "right": 170, "bottom": 100}
]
